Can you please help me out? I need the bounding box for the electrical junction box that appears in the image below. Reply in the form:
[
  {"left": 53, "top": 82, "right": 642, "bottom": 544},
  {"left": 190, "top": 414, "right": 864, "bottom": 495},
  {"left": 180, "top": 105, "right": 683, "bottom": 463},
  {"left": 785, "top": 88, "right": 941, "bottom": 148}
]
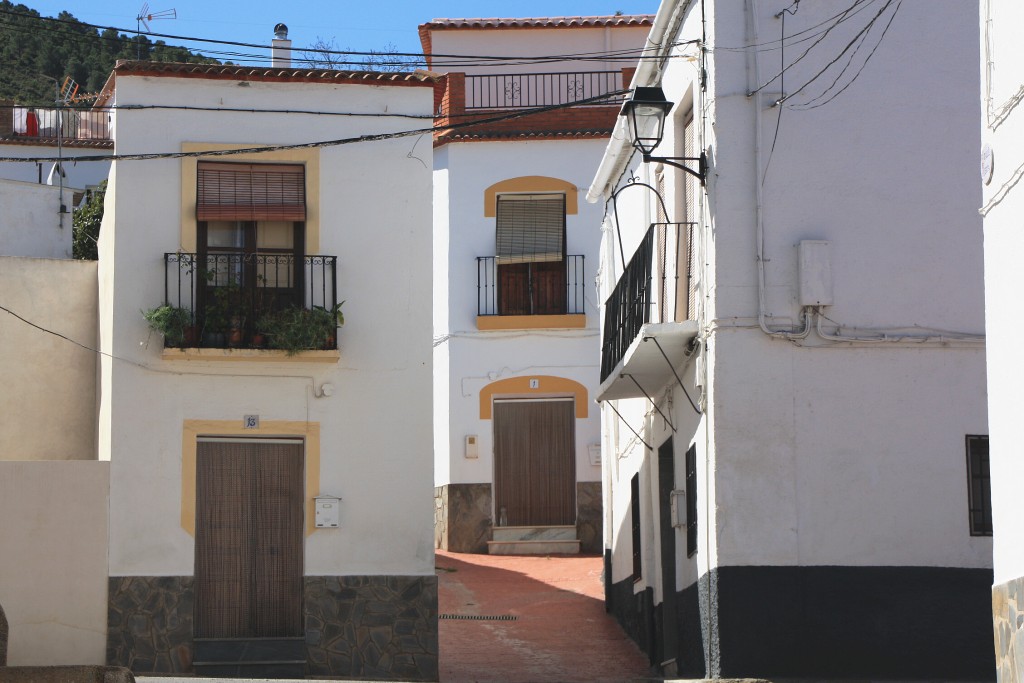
[
  {"left": 465, "top": 435, "right": 479, "bottom": 459},
  {"left": 588, "top": 444, "right": 601, "bottom": 466},
  {"left": 798, "top": 240, "right": 833, "bottom": 307},
  {"left": 314, "top": 495, "right": 340, "bottom": 528},
  {"left": 670, "top": 490, "right": 686, "bottom": 528}
]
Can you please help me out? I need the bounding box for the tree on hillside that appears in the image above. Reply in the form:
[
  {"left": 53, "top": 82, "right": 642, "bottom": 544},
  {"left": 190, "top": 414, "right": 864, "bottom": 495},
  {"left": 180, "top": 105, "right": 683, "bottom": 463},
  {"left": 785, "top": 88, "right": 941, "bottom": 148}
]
[
  {"left": 73, "top": 180, "right": 105, "bottom": 260},
  {"left": 0, "top": 1, "right": 218, "bottom": 104}
]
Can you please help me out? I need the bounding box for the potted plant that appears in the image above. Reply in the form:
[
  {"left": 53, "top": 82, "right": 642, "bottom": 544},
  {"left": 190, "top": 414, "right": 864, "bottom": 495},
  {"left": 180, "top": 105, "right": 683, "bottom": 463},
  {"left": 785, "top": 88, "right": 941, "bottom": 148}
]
[
  {"left": 142, "top": 305, "right": 195, "bottom": 348},
  {"left": 260, "top": 302, "right": 344, "bottom": 355},
  {"left": 311, "top": 301, "right": 345, "bottom": 349}
]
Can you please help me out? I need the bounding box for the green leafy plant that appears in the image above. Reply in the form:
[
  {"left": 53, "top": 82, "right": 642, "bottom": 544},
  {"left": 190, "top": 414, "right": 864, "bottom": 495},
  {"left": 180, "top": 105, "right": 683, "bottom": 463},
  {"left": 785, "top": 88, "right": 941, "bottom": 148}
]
[
  {"left": 259, "top": 302, "right": 344, "bottom": 355},
  {"left": 142, "top": 305, "right": 194, "bottom": 347},
  {"left": 72, "top": 180, "right": 105, "bottom": 260}
]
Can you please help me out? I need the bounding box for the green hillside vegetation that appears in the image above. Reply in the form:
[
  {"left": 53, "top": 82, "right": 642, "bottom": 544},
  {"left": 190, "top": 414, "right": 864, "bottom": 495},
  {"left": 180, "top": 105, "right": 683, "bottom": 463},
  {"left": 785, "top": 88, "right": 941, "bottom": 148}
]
[{"left": 0, "top": 1, "right": 219, "bottom": 104}]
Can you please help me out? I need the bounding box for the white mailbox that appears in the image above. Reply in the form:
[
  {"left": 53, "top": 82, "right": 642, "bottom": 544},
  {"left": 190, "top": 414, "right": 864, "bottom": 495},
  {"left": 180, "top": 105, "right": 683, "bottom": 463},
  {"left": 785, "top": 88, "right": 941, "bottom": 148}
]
[{"left": 315, "top": 495, "right": 341, "bottom": 528}]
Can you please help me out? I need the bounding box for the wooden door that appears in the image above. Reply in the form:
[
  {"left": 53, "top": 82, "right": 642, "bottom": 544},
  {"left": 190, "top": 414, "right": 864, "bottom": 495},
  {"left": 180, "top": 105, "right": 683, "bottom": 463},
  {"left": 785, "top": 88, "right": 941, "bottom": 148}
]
[
  {"left": 497, "top": 261, "right": 567, "bottom": 315},
  {"left": 658, "top": 438, "right": 679, "bottom": 668},
  {"left": 194, "top": 440, "right": 304, "bottom": 639},
  {"left": 493, "top": 400, "right": 575, "bottom": 526}
]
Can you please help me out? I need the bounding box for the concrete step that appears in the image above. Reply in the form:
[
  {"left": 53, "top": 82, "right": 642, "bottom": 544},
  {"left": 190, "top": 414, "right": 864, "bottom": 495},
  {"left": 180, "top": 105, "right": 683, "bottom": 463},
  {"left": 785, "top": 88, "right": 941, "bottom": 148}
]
[
  {"left": 487, "top": 539, "right": 580, "bottom": 555},
  {"left": 492, "top": 524, "right": 577, "bottom": 542}
]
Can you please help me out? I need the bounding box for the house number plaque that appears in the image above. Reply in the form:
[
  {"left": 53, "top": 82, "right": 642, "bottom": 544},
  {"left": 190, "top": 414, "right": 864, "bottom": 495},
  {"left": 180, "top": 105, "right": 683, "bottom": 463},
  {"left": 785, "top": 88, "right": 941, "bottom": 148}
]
[{"left": 243, "top": 415, "right": 259, "bottom": 429}]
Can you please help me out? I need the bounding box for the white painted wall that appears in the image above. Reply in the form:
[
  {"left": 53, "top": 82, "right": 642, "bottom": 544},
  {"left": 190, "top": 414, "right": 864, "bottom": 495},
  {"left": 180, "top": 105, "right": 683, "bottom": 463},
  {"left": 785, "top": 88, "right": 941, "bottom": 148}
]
[
  {"left": 99, "top": 74, "right": 435, "bottom": 577},
  {"left": 0, "top": 179, "right": 74, "bottom": 258},
  {"left": 592, "top": 0, "right": 990, "bottom": 596},
  {"left": 0, "top": 143, "right": 110, "bottom": 191},
  {"left": 0, "top": 256, "right": 97, "bottom": 460},
  {"left": 980, "top": 0, "right": 1024, "bottom": 587},
  {"left": 433, "top": 139, "right": 609, "bottom": 490},
  {"left": 427, "top": 23, "right": 651, "bottom": 76},
  {"left": 0, "top": 461, "right": 109, "bottom": 665}
]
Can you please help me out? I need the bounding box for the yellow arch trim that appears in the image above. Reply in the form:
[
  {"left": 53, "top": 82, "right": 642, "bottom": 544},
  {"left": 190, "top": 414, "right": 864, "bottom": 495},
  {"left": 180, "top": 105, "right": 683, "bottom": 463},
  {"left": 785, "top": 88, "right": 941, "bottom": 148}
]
[
  {"left": 479, "top": 375, "right": 588, "bottom": 419},
  {"left": 483, "top": 176, "right": 579, "bottom": 217},
  {"left": 180, "top": 419, "right": 321, "bottom": 538}
]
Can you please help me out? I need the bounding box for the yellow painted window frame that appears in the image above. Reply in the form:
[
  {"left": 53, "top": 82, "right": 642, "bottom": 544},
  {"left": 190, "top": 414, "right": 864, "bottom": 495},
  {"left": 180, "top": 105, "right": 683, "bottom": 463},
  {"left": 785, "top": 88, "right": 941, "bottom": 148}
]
[{"left": 179, "top": 143, "right": 321, "bottom": 253}]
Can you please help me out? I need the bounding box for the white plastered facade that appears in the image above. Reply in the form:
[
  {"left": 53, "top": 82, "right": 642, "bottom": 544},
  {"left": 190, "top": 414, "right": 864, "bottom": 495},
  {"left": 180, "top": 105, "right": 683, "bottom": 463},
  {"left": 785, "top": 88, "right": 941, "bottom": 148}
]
[
  {"left": 591, "top": 0, "right": 990, "bottom": 677},
  {"left": 99, "top": 72, "right": 436, "bottom": 578}
]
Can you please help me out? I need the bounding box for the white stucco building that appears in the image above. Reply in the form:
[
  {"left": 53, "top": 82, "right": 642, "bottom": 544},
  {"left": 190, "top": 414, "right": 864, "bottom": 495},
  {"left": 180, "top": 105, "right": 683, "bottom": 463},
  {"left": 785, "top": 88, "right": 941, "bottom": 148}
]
[
  {"left": 980, "top": 3, "right": 1024, "bottom": 681},
  {"left": 589, "top": 1, "right": 992, "bottom": 678},
  {"left": 93, "top": 60, "right": 438, "bottom": 679},
  {"left": 423, "top": 16, "right": 653, "bottom": 555}
]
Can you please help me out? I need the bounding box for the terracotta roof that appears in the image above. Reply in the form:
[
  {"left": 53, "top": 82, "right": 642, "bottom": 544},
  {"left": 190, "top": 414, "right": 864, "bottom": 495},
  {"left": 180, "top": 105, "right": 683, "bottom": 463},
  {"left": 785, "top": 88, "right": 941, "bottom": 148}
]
[
  {"left": 110, "top": 61, "right": 438, "bottom": 87},
  {"left": 435, "top": 129, "right": 613, "bottom": 147},
  {"left": 421, "top": 15, "right": 654, "bottom": 30}
]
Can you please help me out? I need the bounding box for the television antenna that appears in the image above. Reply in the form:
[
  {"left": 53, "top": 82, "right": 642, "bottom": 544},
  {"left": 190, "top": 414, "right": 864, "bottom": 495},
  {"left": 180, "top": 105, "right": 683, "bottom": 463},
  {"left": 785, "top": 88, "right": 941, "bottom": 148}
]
[{"left": 135, "top": 3, "right": 177, "bottom": 59}]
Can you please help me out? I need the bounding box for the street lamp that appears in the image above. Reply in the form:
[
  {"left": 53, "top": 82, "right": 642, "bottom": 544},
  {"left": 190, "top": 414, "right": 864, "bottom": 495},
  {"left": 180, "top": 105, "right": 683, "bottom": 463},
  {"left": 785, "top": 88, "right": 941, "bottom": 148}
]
[{"left": 620, "top": 86, "right": 706, "bottom": 184}]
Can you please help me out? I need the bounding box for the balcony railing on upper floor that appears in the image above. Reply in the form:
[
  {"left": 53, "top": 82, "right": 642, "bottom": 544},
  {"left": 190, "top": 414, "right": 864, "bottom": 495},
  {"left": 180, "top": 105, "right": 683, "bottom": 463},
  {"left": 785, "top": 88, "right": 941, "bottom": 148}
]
[
  {"left": 600, "top": 223, "right": 696, "bottom": 381},
  {"left": 465, "top": 71, "right": 624, "bottom": 110},
  {"left": 7, "top": 106, "right": 113, "bottom": 142},
  {"left": 477, "top": 255, "right": 586, "bottom": 317},
  {"left": 160, "top": 251, "right": 338, "bottom": 351}
]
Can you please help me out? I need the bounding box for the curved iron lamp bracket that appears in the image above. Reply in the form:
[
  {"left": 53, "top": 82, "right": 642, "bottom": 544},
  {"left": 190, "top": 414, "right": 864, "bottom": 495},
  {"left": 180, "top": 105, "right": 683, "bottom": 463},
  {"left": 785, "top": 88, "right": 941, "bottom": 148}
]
[{"left": 608, "top": 177, "right": 672, "bottom": 271}]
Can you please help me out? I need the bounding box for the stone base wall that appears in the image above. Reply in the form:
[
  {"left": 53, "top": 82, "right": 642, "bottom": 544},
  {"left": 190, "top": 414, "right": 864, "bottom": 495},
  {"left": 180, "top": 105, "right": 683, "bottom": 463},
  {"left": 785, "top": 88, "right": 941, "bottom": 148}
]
[
  {"left": 107, "top": 574, "right": 438, "bottom": 681},
  {"left": 435, "top": 483, "right": 492, "bottom": 554},
  {"left": 576, "top": 481, "right": 602, "bottom": 554},
  {"left": 305, "top": 575, "right": 438, "bottom": 681},
  {"left": 107, "top": 576, "right": 193, "bottom": 674},
  {"left": 994, "top": 574, "right": 1024, "bottom": 683}
]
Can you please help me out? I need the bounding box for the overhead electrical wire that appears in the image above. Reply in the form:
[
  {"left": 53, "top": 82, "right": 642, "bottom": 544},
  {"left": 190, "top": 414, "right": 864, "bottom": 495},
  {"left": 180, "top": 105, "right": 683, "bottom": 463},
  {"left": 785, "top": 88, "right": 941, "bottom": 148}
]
[
  {"left": 1, "top": 102, "right": 566, "bottom": 123},
  {"left": 785, "top": 0, "right": 901, "bottom": 110},
  {"left": 776, "top": 0, "right": 898, "bottom": 107},
  {"left": 715, "top": 0, "right": 878, "bottom": 52},
  {"left": 747, "top": 0, "right": 865, "bottom": 97},
  {"left": 0, "top": 88, "right": 630, "bottom": 164},
  {"left": 0, "top": 7, "right": 694, "bottom": 68}
]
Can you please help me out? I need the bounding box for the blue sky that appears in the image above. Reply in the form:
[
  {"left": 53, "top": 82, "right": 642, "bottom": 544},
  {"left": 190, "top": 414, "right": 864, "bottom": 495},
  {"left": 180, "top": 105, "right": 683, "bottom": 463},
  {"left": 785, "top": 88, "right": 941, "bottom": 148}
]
[{"left": 17, "top": 1, "right": 661, "bottom": 61}]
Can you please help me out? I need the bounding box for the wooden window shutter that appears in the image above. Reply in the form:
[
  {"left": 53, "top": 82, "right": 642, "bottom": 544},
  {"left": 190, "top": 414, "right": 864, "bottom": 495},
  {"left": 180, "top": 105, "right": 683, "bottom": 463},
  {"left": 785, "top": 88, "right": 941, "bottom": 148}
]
[
  {"left": 495, "top": 194, "right": 565, "bottom": 264},
  {"left": 197, "top": 161, "right": 306, "bottom": 222}
]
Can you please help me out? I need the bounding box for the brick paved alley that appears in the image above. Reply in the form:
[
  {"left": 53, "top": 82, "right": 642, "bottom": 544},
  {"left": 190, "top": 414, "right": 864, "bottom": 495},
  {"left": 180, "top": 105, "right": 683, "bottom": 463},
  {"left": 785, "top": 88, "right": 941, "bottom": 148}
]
[{"left": 436, "top": 550, "right": 654, "bottom": 683}]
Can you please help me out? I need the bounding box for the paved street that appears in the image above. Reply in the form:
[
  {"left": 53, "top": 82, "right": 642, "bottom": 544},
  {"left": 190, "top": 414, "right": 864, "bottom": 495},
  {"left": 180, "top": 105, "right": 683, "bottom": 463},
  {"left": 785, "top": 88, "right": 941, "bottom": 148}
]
[
  {"left": 139, "top": 551, "right": 655, "bottom": 683},
  {"left": 436, "top": 550, "right": 654, "bottom": 683}
]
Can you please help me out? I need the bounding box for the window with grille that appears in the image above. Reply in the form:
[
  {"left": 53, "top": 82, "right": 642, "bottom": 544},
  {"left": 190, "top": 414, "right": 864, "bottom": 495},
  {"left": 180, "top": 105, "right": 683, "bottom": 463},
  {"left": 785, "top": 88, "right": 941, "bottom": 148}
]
[
  {"left": 495, "top": 193, "right": 567, "bottom": 315},
  {"left": 966, "top": 435, "right": 992, "bottom": 536},
  {"left": 685, "top": 444, "right": 697, "bottom": 557},
  {"left": 196, "top": 162, "right": 307, "bottom": 317},
  {"left": 631, "top": 473, "right": 642, "bottom": 582}
]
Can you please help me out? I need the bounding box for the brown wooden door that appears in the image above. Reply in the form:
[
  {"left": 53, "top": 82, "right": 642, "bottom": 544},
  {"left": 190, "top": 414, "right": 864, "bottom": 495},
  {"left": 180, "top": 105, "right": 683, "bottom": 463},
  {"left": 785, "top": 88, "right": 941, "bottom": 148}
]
[
  {"left": 497, "top": 261, "right": 567, "bottom": 315},
  {"left": 194, "top": 440, "right": 304, "bottom": 639},
  {"left": 493, "top": 400, "right": 576, "bottom": 526}
]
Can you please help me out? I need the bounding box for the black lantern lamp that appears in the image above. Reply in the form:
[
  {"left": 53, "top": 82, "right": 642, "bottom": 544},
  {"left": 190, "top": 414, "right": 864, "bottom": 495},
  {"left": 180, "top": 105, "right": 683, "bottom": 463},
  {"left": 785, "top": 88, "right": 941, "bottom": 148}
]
[{"left": 621, "top": 86, "right": 706, "bottom": 184}]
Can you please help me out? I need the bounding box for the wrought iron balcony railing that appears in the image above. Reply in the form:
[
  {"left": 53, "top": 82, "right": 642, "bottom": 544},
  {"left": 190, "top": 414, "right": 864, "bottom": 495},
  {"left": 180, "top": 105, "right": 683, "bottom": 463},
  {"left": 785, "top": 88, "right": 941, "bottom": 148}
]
[
  {"left": 477, "top": 255, "right": 586, "bottom": 317},
  {"left": 600, "top": 223, "right": 695, "bottom": 381},
  {"left": 160, "top": 251, "right": 338, "bottom": 350},
  {"left": 466, "top": 71, "right": 623, "bottom": 110},
  {"left": 10, "top": 106, "right": 113, "bottom": 141}
]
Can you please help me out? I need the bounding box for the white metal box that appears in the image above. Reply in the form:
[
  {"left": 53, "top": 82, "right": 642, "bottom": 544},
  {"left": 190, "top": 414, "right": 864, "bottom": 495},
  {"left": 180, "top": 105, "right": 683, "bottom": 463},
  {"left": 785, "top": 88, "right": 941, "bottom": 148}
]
[
  {"left": 798, "top": 240, "right": 834, "bottom": 306},
  {"left": 314, "top": 495, "right": 341, "bottom": 528}
]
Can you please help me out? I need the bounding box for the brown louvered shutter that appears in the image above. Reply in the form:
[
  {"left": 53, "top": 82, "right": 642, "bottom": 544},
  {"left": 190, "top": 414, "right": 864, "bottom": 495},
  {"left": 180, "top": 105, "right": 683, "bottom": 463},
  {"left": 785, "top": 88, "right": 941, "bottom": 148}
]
[
  {"left": 197, "top": 162, "right": 306, "bottom": 222},
  {"left": 495, "top": 194, "right": 565, "bottom": 264}
]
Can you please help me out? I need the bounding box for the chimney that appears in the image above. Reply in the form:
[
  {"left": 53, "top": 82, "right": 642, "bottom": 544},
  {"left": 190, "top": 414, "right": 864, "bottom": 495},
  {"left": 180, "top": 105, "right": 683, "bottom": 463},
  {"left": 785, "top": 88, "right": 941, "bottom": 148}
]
[{"left": 272, "top": 23, "right": 291, "bottom": 68}]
